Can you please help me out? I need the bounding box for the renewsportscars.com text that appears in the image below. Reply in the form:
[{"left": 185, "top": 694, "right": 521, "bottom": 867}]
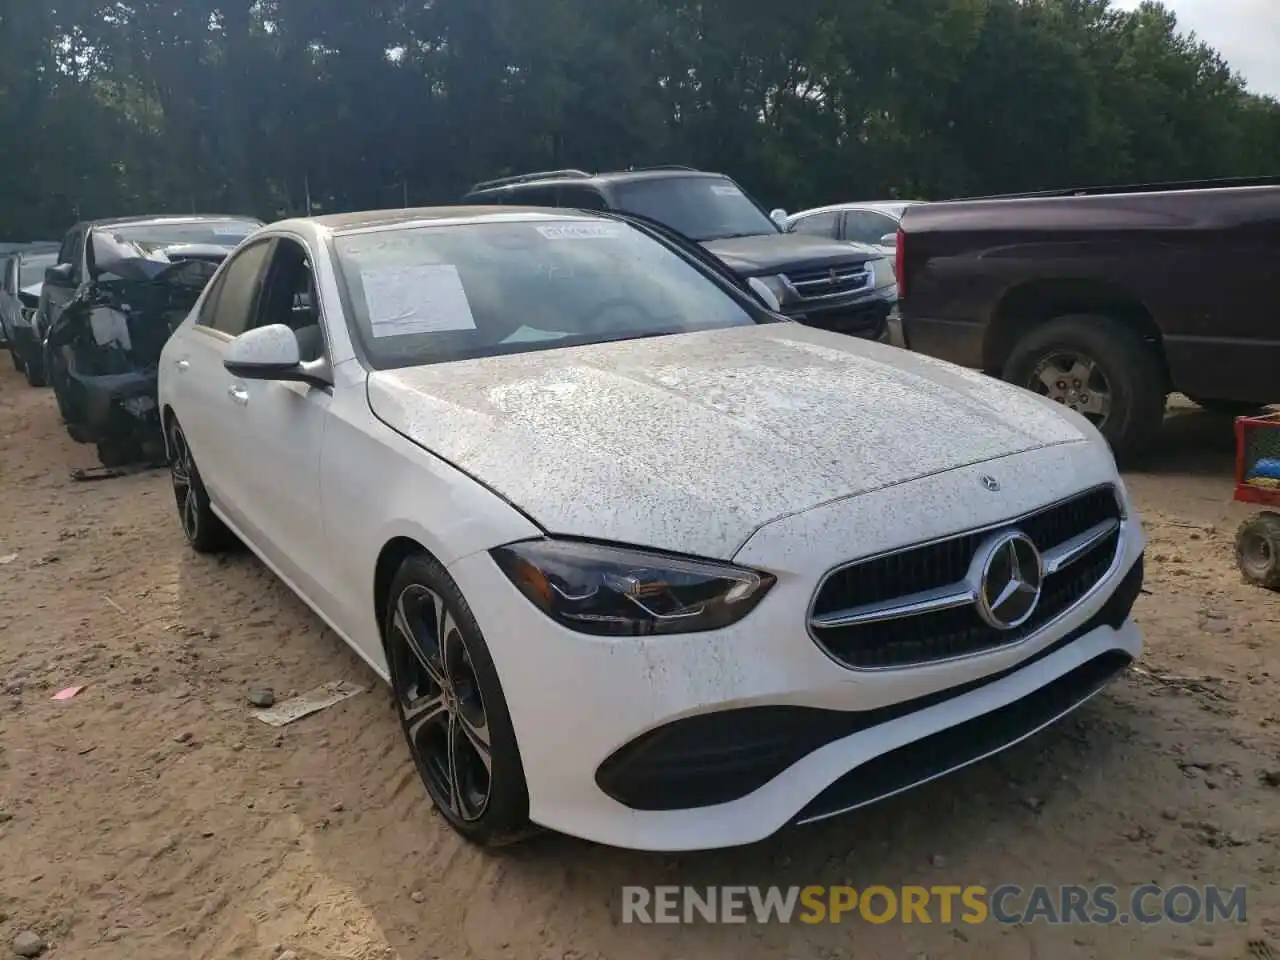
[{"left": 620, "top": 884, "right": 1247, "bottom": 926}]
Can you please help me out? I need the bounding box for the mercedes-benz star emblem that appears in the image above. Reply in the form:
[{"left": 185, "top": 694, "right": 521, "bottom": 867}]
[
  {"left": 980, "top": 474, "right": 1001, "bottom": 492},
  {"left": 973, "top": 531, "right": 1043, "bottom": 630}
]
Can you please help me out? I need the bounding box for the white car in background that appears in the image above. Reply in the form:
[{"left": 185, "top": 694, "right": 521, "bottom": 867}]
[
  {"left": 157, "top": 205, "right": 1145, "bottom": 852},
  {"left": 782, "top": 201, "right": 923, "bottom": 259}
]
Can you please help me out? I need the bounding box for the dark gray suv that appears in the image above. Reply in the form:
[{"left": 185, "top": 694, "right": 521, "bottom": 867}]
[{"left": 462, "top": 167, "right": 899, "bottom": 341}]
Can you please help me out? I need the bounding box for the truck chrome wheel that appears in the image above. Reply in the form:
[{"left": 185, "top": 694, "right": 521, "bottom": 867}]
[{"left": 1031, "top": 350, "right": 1113, "bottom": 426}]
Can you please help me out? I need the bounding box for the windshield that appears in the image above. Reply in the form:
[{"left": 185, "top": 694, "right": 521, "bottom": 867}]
[
  {"left": 105, "top": 219, "right": 262, "bottom": 250},
  {"left": 334, "top": 217, "right": 759, "bottom": 369},
  {"left": 19, "top": 252, "right": 56, "bottom": 288},
  {"left": 610, "top": 176, "right": 779, "bottom": 242}
]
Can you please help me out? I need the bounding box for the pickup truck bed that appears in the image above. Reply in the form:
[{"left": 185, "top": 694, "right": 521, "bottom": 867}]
[{"left": 896, "top": 176, "right": 1280, "bottom": 460}]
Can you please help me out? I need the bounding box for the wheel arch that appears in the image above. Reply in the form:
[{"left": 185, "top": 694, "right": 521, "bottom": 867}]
[
  {"left": 373, "top": 535, "right": 438, "bottom": 644},
  {"left": 159, "top": 404, "right": 176, "bottom": 459},
  {"left": 984, "top": 278, "right": 1170, "bottom": 387}
]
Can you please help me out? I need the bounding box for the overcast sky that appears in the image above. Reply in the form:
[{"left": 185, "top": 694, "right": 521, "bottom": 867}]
[{"left": 1112, "top": 0, "right": 1280, "bottom": 97}]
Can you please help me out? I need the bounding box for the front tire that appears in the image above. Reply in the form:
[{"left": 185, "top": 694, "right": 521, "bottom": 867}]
[
  {"left": 384, "top": 552, "right": 534, "bottom": 847},
  {"left": 167, "top": 418, "right": 233, "bottom": 553},
  {"left": 24, "top": 352, "right": 45, "bottom": 387},
  {"left": 8, "top": 346, "right": 23, "bottom": 373},
  {"left": 1004, "top": 314, "right": 1166, "bottom": 463}
]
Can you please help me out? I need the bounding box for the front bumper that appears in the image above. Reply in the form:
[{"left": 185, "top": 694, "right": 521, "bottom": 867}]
[
  {"left": 61, "top": 364, "right": 161, "bottom": 446},
  {"left": 786, "top": 284, "right": 898, "bottom": 340},
  {"left": 448, "top": 451, "right": 1145, "bottom": 851},
  {"left": 8, "top": 326, "right": 39, "bottom": 368},
  {"left": 788, "top": 285, "right": 901, "bottom": 343}
]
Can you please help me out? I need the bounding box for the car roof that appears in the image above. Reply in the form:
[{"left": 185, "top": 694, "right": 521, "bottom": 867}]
[
  {"left": 468, "top": 169, "right": 728, "bottom": 194},
  {"left": 590, "top": 169, "right": 725, "bottom": 185},
  {"left": 300, "top": 205, "right": 615, "bottom": 236},
  {"left": 790, "top": 201, "right": 918, "bottom": 219},
  {"left": 86, "top": 214, "right": 262, "bottom": 230}
]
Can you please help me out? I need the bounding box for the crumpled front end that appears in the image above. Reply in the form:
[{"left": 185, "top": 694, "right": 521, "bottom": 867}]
[{"left": 48, "top": 257, "right": 221, "bottom": 465}]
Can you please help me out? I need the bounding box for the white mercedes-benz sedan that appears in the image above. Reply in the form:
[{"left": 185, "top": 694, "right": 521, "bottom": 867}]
[{"left": 157, "top": 206, "right": 1145, "bottom": 852}]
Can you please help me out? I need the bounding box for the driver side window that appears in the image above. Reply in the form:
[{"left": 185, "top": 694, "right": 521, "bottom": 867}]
[
  {"left": 250, "top": 238, "right": 327, "bottom": 363},
  {"left": 56, "top": 230, "right": 78, "bottom": 267},
  {"left": 200, "top": 240, "right": 273, "bottom": 337},
  {"left": 57, "top": 229, "right": 86, "bottom": 283}
]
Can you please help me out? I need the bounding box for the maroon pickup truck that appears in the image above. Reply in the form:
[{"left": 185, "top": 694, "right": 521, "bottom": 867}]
[{"left": 895, "top": 176, "right": 1280, "bottom": 460}]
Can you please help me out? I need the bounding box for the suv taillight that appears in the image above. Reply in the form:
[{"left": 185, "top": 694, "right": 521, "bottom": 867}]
[{"left": 894, "top": 227, "right": 906, "bottom": 297}]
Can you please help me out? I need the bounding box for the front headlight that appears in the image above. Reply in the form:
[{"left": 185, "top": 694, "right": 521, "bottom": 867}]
[
  {"left": 754, "top": 274, "right": 793, "bottom": 308},
  {"left": 491, "top": 539, "right": 776, "bottom": 636},
  {"left": 870, "top": 256, "right": 896, "bottom": 290}
]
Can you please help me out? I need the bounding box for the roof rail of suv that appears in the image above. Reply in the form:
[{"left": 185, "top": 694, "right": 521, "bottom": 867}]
[
  {"left": 624, "top": 165, "right": 699, "bottom": 173},
  {"left": 469, "top": 169, "right": 593, "bottom": 192}
]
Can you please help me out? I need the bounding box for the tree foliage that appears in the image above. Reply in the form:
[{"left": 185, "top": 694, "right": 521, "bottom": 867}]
[{"left": 1, "top": 0, "right": 1276, "bottom": 237}]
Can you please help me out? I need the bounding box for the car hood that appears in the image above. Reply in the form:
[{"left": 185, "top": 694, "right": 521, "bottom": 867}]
[
  {"left": 701, "top": 233, "right": 879, "bottom": 277},
  {"left": 366, "top": 323, "right": 1091, "bottom": 560}
]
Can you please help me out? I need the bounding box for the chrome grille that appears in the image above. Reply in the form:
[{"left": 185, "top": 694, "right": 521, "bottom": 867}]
[
  {"left": 808, "top": 486, "right": 1124, "bottom": 669},
  {"left": 783, "top": 262, "right": 874, "bottom": 300}
]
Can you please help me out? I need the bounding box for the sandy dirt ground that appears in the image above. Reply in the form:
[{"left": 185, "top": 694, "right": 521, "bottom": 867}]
[{"left": 0, "top": 363, "right": 1278, "bottom": 960}]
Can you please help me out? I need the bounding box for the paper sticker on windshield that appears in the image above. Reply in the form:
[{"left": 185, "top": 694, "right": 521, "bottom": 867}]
[
  {"left": 536, "top": 224, "right": 622, "bottom": 240},
  {"left": 212, "top": 225, "right": 254, "bottom": 237},
  {"left": 710, "top": 184, "right": 744, "bottom": 197},
  {"left": 361, "top": 264, "right": 477, "bottom": 337}
]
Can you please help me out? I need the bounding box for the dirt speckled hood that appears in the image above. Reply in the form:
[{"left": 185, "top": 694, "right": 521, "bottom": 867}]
[{"left": 366, "top": 323, "right": 1089, "bottom": 559}]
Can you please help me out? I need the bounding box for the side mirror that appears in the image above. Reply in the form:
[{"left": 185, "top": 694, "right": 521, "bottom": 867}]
[
  {"left": 223, "top": 324, "right": 305, "bottom": 380},
  {"left": 770, "top": 208, "right": 789, "bottom": 227},
  {"left": 879, "top": 233, "right": 898, "bottom": 248},
  {"left": 44, "top": 262, "right": 74, "bottom": 287}
]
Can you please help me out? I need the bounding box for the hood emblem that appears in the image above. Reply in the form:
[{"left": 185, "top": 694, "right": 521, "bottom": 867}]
[
  {"left": 980, "top": 474, "right": 1000, "bottom": 492},
  {"left": 828, "top": 268, "right": 840, "bottom": 285}
]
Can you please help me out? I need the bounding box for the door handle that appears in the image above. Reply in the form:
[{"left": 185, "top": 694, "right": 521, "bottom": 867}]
[
  {"left": 175, "top": 358, "right": 190, "bottom": 371},
  {"left": 227, "top": 384, "right": 249, "bottom": 405}
]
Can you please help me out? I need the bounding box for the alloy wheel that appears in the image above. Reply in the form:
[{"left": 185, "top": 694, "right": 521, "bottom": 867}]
[
  {"left": 390, "top": 583, "right": 493, "bottom": 822},
  {"left": 169, "top": 426, "right": 200, "bottom": 543},
  {"left": 1030, "top": 350, "right": 1113, "bottom": 426}
]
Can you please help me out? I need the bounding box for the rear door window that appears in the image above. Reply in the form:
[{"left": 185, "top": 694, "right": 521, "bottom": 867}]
[
  {"left": 844, "top": 211, "right": 899, "bottom": 245},
  {"left": 790, "top": 212, "right": 840, "bottom": 238}
]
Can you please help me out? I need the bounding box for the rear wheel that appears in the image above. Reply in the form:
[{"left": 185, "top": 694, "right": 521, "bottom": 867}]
[
  {"left": 8, "top": 345, "right": 23, "bottom": 373},
  {"left": 168, "top": 418, "right": 233, "bottom": 553},
  {"left": 384, "top": 552, "right": 535, "bottom": 847},
  {"left": 1004, "top": 314, "right": 1166, "bottom": 463}
]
